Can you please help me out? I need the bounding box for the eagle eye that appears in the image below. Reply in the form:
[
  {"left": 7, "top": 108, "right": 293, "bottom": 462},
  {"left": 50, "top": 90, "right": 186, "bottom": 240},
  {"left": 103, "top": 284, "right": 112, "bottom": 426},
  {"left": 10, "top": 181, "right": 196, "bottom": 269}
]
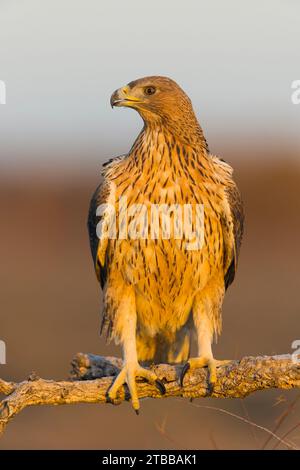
[{"left": 144, "top": 86, "right": 156, "bottom": 96}]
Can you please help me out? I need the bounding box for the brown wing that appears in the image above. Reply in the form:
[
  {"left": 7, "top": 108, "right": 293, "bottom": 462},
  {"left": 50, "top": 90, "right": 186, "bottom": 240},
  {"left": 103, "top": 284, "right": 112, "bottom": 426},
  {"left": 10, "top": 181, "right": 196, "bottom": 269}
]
[
  {"left": 211, "top": 155, "right": 244, "bottom": 289},
  {"left": 87, "top": 180, "right": 110, "bottom": 288},
  {"left": 87, "top": 155, "right": 126, "bottom": 288},
  {"left": 222, "top": 183, "right": 244, "bottom": 290}
]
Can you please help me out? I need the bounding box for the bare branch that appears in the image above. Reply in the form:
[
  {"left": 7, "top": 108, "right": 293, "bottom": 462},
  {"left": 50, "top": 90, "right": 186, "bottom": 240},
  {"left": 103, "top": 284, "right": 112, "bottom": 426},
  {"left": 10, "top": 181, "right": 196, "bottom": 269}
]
[
  {"left": 0, "top": 379, "right": 16, "bottom": 396},
  {"left": 0, "top": 353, "right": 299, "bottom": 436}
]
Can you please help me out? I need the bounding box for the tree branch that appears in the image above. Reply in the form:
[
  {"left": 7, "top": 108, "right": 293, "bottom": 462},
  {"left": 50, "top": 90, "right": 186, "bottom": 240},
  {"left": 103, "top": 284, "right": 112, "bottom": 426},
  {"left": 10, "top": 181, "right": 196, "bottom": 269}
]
[{"left": 0, "top": 353, "right": 299, "bottom": 435}]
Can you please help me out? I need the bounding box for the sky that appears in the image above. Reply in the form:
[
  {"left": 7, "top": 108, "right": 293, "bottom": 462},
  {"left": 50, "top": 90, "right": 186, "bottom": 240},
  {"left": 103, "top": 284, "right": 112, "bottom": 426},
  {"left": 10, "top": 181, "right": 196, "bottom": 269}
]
[{"left": 0, "top": 0, "right": 299, "bottom": 169}]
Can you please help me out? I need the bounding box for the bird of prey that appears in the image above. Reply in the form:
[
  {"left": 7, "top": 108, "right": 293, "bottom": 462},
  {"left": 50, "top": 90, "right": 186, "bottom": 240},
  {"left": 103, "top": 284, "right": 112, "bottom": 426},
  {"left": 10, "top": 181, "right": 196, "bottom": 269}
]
[{"left": 88, "top": 76, "right": 244, "bottom": 413}]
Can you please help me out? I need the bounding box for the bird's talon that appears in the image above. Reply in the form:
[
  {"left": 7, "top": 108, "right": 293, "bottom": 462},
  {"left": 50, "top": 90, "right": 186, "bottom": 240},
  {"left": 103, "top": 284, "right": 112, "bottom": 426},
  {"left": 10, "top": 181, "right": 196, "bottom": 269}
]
[
  {"left": 107, "top": 363, "right": 163, "bottom": 412},
  {"left": 181, "top": 357, "right": 229, "bottom": 391},
  {"left": 180, "top": 362, "right": 190, "bottom": 387},
  {"left": 155, "top": 379, "right": 166, "bottom": 395},
  {"left": 106, "top": 395, "right": 113, "bottom": 404}
]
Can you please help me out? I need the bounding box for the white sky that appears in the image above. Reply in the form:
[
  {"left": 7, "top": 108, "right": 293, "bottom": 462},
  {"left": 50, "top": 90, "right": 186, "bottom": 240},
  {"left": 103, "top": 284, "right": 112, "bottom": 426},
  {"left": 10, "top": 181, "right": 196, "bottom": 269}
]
[{"left": 0, "top": 0, "right": 299, "bottom": 168}]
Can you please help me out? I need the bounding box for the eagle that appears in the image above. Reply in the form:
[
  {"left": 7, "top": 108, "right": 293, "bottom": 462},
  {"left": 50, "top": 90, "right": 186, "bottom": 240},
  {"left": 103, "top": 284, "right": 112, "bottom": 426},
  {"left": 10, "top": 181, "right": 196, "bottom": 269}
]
[{"left": 88, "top": 76, "right": 244, "bottom": 413}]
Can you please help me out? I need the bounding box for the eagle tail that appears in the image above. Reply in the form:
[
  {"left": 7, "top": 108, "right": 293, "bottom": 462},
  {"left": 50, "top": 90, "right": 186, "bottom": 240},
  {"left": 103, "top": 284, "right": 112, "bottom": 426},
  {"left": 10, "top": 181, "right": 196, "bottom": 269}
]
[{"left": 137, "top": 327, "right": 191, "bottom": 365}]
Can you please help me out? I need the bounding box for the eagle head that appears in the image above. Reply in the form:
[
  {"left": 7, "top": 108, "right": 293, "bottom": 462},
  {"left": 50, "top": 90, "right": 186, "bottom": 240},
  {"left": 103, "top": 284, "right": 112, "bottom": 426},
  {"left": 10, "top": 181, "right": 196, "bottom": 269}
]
[{"left": 110, "top": 76, "right": 195, "bottom": 125}]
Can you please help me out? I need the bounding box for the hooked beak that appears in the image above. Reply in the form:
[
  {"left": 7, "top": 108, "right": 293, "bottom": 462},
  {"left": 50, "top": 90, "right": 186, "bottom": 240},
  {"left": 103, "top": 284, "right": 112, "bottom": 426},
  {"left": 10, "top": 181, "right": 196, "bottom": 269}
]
[{"left": 110, "top": 86, "right": 141, "bottom": 108}]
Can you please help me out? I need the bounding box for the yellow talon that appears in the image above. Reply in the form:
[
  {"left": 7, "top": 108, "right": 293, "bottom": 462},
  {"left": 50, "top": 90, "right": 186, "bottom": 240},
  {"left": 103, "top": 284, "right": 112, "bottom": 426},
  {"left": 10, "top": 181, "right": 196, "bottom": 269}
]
[
  {"left": 180, "top": 357, "right": 232, "bottom": 389},
  {"left": 108, "top": 363, "right": 166, "bottom": 412}
]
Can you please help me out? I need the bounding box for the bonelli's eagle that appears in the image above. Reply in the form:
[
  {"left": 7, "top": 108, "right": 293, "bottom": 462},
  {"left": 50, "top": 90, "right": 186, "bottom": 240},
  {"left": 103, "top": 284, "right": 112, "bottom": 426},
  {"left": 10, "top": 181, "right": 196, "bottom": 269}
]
[{"left": 88, "top": 76, "right": 244, "bottom": 412}]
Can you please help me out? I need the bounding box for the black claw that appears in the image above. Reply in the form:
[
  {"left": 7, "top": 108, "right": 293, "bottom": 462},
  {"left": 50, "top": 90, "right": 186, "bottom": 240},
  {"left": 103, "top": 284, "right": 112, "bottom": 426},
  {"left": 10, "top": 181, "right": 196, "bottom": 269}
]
[
  {"left": 106, "top": 391, "right": 122, "bottom": 406},
  {"left": 207, "top": 382, "right": 214, "bottom": 396},
  {"left": 135, "top": 409, "right": 140, "bottom": 416},
  {"left": 106, "top": 395, "right": 114, "bottom": 405},
  {"left": 155, "top": 379, "right": 166, "bottom": 395},
  {"left": 180, "top": 362, "right": 190, "bottom": 387}
]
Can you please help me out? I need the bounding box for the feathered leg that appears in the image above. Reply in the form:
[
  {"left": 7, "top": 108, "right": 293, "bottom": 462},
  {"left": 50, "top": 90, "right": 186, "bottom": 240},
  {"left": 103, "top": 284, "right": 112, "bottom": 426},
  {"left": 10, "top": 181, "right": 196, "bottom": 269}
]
[
  {"left": 180, "top": 279, "right": 231, "bottom": 390},
  {"left": 107, "top": 288, "right": 165, "bottom": 413}
]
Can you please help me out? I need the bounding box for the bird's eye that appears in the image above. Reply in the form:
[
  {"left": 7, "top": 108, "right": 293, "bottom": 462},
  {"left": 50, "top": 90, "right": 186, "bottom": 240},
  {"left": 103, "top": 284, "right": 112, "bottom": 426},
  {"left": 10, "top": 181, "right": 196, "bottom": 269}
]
[{"left": 144, "top": 86, "right": 156, "bottom": 96}]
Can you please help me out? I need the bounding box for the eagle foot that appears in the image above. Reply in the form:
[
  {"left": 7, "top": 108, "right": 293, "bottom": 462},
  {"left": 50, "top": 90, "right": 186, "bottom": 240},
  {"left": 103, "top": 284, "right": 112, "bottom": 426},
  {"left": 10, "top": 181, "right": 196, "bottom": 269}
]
[
  {"left": 107, "top": 363, "right": 166, "bottom": 413},
  {"left": 180, "top": 357, "right": 232, "bottom": 391}
]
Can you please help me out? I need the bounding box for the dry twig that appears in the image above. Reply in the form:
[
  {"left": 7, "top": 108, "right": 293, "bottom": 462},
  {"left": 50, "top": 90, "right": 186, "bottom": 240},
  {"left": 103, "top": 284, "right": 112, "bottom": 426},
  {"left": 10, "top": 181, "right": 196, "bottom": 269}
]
[{"left": 0, "top": 352, "right": 299, "bottom": 436}]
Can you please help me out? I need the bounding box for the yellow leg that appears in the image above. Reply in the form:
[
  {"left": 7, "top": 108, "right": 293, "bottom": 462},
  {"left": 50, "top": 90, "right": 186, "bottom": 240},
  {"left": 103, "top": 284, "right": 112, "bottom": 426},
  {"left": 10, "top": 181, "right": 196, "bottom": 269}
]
[
  {"left": 108, "top": 363, "right": 165, "bottom": 413},
  {"left": 107, "top": 292, "right": 165, "bottom": 413},
  {"left": 181, "top": 300, "right": 231, "bottom": 390}
]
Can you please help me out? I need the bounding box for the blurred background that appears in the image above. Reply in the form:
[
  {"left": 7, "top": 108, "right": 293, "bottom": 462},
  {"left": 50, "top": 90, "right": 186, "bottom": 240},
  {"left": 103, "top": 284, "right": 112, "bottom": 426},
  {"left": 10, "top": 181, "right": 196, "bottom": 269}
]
[{"left": 0, "top": 0, "right": 299, "bottom": 450}]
